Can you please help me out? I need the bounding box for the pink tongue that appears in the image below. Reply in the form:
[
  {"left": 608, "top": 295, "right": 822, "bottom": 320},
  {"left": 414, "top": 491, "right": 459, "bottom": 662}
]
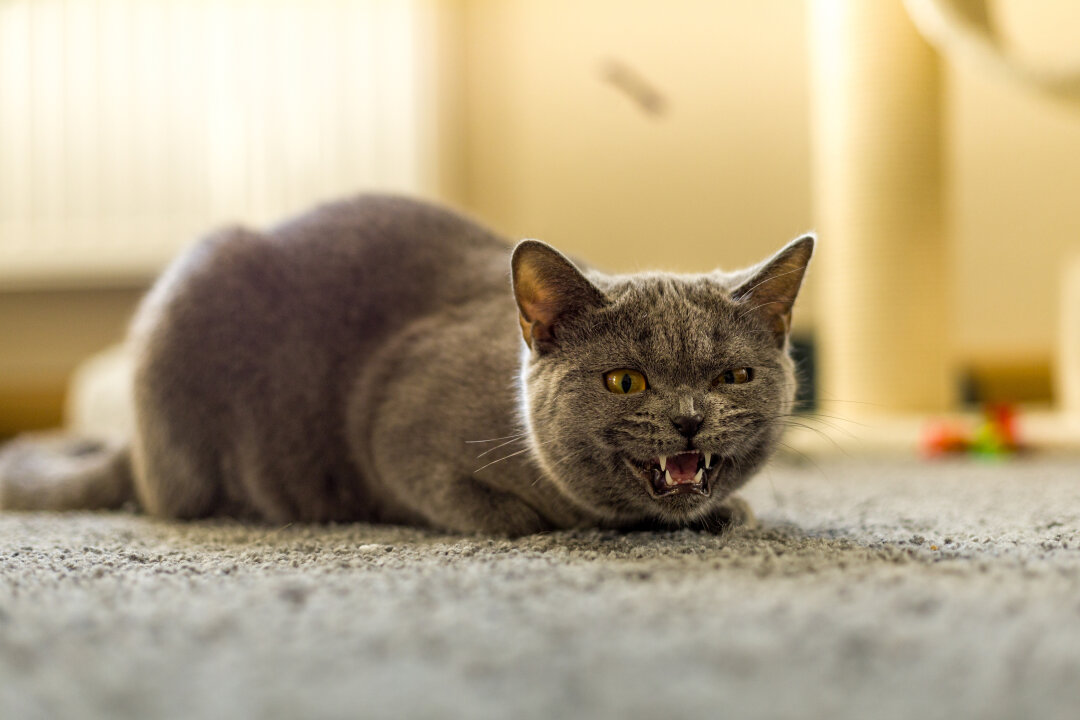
[{"left": 668, "top": 453, "right": 699, "bottom": 481}]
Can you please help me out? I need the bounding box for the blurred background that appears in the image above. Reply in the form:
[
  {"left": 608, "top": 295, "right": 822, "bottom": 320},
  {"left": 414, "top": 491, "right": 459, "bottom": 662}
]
[{"left": 1, "top": 0, "right": 1079, "bottom": 452}]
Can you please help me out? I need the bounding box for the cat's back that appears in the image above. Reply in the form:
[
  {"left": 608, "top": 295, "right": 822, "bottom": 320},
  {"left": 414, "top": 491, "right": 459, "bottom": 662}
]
[
  {"left": 272, "top": 194, "right": 511, "bottom": 302},
  {"left": 267, "top": 194, "right": 513, "bottom": 332},
  {"left": 136, "top": 194, "right": 512, "bottom": 358}
]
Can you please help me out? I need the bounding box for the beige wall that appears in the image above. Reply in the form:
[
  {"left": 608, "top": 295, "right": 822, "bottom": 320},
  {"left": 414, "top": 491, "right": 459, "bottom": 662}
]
[{"left": 950, "top": 63, "right": 1080, "bottom": 364}]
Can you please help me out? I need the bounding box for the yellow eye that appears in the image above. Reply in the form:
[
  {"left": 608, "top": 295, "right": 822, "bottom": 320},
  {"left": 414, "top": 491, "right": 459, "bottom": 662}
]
[
  {"left": 720, "top": 368, "right": 754, "bottom": 385},
  {"left": 604, "top": 369, "right": 648, "bottom": 395}
]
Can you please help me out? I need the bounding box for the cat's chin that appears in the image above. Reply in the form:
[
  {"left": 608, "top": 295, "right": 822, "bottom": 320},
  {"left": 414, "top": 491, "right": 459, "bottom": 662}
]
[{"left": 622, "top": 450, "right": 728, "bottom": 501}]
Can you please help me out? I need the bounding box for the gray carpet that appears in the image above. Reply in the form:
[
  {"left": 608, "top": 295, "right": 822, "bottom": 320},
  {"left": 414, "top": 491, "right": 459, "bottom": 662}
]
[{"left": 3, "top": 456, "right": 1080, "bottom": 720}]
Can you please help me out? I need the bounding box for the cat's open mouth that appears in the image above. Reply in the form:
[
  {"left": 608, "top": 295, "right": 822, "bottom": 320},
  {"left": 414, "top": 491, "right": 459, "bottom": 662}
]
[{"left": 630, "top": 450, "right": 716, "bottom": 498}]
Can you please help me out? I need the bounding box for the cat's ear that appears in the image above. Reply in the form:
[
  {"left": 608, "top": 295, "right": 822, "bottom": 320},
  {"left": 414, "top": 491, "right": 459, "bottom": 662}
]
[
  {"left": 512, "top": 240, "right": 608, "bottom": 350},
  {"left": 731, "top": 234, "right": 815, "bottom": 349}
]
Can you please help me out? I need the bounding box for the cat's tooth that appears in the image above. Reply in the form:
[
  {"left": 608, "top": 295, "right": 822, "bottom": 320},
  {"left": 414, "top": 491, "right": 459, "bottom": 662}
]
[
  {"left": 705, "top": 452, "right": 713, "bottom": 469},
  {"left": 664, "top": 470, "right": 675, "bottom": 487},
  {"left": 694, "top": 468, "right": 704, "bottom": 483},
  {"left": 659, "top": 455, "right": 667, "bottom": 472}
]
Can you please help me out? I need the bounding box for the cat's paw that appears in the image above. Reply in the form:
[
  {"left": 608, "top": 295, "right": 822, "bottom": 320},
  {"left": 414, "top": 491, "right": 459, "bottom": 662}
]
[
  {"left": 695, "top": 495, "right": 756, "bottom": 534},
  {"left": 429, "top": 491, "right": 550, "bottom": 538}
]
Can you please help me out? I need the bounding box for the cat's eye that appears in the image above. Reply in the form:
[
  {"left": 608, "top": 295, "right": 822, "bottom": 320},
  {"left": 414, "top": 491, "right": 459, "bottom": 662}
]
[
  {"left": 604, "top": 369, "right": 648, "bottom": 395},
  {"left": 719, "top": 368, "right": 754, "bottom": 385}
]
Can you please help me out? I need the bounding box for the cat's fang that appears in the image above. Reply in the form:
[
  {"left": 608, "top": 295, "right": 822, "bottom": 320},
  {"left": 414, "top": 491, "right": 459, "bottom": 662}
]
[{"left": 638, "top": 451, "right": 713, "bottom": 498}]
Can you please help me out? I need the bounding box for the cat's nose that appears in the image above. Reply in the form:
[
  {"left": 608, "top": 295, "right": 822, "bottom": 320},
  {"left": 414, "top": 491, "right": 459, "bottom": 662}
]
[{"left": 671, "top": 413, "right": 704, "bottom": 438}]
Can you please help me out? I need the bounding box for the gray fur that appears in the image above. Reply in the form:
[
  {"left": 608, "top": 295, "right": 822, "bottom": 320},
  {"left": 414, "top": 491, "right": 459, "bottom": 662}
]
[{"left": 0, "top": 195, "right": 813, "bottom": 536}]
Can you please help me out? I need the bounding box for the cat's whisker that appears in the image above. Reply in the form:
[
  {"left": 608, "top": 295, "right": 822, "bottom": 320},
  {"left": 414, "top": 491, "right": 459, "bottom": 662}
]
[
  {"left": 795, "top": 420, "right": 863, "bottom": 448},
  {"left": 783, "top": 409, "right": 868, "bottom": 428},
  {"left": 774, "top": 421, "right": 851, "bottom": 456},
  {"left": 774, "top": 412, "right": 871, "bottom": 456},
  {"left": 464, "top": 432, "right": 529, "bottom": 444},
  {"left": 799, "top": 412, "right": 866, "bottom": 428},
  {"left": 770, "top": 412, "right": 860, "bottom": 450},
  {"left": 473, "top": 439, "right": 556, "bottom": 474},
  {"left": 773, "top": 413, "right": 862, "bottom": 440},
  {"left": 475, "top": 436, "right": 528, "bottom": 459},
  {"left": 473, "top": 447, "right": 534, "bottom": 474},
  {"left": 762, "top": 406, "right": 865, "bottom": 436}
]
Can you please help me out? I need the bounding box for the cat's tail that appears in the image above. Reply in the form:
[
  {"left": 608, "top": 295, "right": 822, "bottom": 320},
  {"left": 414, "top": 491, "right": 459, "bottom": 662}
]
[{"left": 0, "top": 434, "right": 134, "bottom": 511}]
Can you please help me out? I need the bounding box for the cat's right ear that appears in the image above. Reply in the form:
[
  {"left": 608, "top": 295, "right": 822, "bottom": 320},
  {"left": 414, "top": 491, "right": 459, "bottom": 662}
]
[
  {"left": 730, "top": 233, "right": 815, "bottom": 349},
  {"left": 511, "top": 240, "right": 608, "bottom": 351}
]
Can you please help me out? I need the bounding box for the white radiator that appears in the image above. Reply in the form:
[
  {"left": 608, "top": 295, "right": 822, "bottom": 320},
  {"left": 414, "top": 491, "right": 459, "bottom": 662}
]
[{"left": 0, "top": 0, "right": 444, "bottom": 287}]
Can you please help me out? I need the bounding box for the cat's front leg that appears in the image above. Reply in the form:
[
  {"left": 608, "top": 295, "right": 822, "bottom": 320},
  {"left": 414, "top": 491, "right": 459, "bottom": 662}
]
[
  {"left": 691, "top": 494, "right": 757, "bottom": 534},
  {"left": 386, "top": 471, "right": 550, "bottom": 538}
]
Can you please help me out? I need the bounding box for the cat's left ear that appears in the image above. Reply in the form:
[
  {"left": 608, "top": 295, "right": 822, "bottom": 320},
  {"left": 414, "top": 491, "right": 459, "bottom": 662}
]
[
  {"left": 731, "top": 234, "right": 815, "bottom": 349},
  {"left": 512, "top": 240, "right": 609, "bottom": 351}
]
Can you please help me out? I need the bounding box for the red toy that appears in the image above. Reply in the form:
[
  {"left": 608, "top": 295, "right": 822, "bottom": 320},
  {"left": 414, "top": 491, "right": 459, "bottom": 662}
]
[{"left": 921, "top": 404, "right": 1022, "bottom": 458}]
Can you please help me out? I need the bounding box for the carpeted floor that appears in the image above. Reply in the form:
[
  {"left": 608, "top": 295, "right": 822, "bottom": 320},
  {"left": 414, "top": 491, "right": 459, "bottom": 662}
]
[{"left": 3, "top": 456, "right": 1080, "bottom": 720}]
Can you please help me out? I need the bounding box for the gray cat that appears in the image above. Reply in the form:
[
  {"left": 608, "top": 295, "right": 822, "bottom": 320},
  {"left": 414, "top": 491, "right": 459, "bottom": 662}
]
[{"left": 0, "top": 195, "right": 813, "bottom": 536}]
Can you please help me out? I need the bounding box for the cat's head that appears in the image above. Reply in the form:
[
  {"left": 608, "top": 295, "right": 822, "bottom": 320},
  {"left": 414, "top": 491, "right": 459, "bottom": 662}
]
[{"left": 512, "top": 235, "right": 814, "bottom": 526}]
